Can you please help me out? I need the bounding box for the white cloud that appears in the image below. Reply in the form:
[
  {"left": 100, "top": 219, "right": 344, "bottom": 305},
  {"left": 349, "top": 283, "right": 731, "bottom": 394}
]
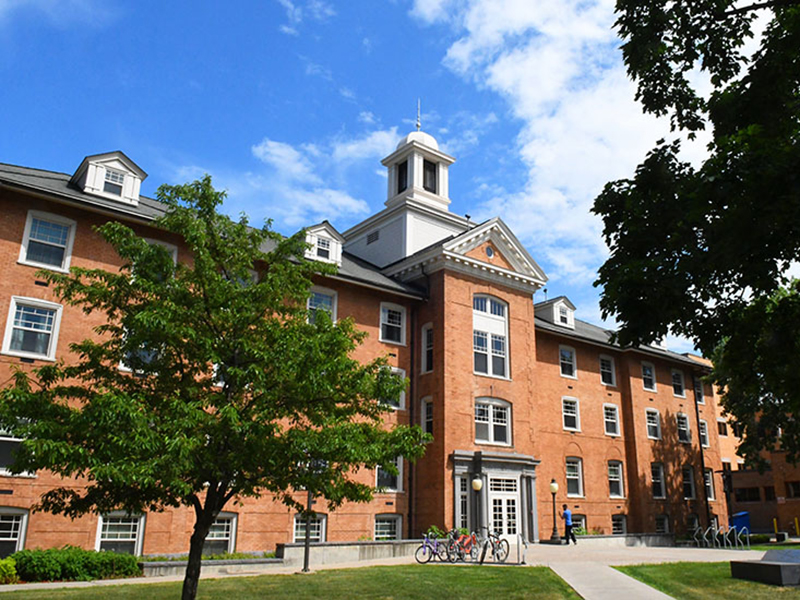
[
  {"left": 275, "top": 0, "right": 334, "bottom": 34},
  {"left": 331, "top": 128, "right": 398, "bottom": 162},
  {"left": 0, "top": 0, "right": 116, "bottom": 26},
  {"left": 251, "top": 139, "right": 320, "bottom": 184}
]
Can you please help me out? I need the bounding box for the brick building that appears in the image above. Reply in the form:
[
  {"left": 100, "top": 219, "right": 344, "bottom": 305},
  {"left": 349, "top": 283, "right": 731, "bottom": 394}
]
[{"left": 0, "top": 131, "right": 729, "bottom": 557}]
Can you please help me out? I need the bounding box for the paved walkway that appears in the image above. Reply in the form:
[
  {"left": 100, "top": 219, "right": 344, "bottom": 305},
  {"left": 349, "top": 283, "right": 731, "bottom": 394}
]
[{"left": 0, "top": 544, "right": 767, "bottom": 598}]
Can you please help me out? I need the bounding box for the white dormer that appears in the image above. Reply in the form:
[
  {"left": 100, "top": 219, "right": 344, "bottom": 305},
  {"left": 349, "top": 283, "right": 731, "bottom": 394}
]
[
  {"left": 540, "top": 297, "right": 576, "bottom": 329},
  {"left": 381, "top": 129, "right": 455, "bottom": 212},
  {"left": 70, "top": 151, "right": 146, "bottom": 206},
  {"left": 305, "top": 222, "right": 344, "bottom": 266}
]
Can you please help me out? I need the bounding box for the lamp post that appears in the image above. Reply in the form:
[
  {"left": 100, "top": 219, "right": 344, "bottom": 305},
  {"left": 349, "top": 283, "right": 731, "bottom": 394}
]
[
  {"left": 549, "top": 479, "right": 560, "bottom": 543},
  {"left": 472, "top": 476, "right": 483, "bottom": 531}
]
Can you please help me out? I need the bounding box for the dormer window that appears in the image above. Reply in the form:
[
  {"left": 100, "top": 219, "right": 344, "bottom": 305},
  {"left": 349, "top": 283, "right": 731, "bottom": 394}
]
[
  {"left": 103, "top": 169, "right": 125, "bottom": 196},
  {"left": 316, "top": 237, "right": 331, "bottom": 259},
  {"left": 304, "top": 223, "right": 344, "bottom": 266},
  {"left": 559, "top": 306, "right": 569, "bottom": 324},
  {"left": 553, "top": 301, "right": 575, "bottom": 329},
  {"left": 423, "top": 160, "right": 437, "bottom": 193}
]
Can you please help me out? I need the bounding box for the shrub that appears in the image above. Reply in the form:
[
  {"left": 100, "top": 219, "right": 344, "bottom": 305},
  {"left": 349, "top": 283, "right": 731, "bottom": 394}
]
[
  {"left": 0, "top": 558, "right": 18, "bottom": 584},
  {"left": 11, "top": 547, "right": 140, "bottom": 582}
]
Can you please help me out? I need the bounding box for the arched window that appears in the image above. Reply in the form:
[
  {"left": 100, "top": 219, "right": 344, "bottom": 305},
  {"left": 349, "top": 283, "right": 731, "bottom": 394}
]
[{"left": 475, "top": 397, "right": 511, "bottom": 445}]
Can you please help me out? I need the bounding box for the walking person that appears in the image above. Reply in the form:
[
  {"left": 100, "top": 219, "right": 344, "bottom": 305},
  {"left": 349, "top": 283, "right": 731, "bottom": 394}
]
[{"left": 560, "top": 504, "right": 577, "bottom": 545}]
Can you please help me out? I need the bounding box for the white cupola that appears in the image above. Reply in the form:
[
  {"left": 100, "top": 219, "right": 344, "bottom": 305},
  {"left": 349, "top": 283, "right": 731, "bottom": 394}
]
[
  {"left": 70, "top": 151, "right": 147, "bottom": 206},
  {"left": 381, "top": 127, "right": 455, "bottom": 212}
]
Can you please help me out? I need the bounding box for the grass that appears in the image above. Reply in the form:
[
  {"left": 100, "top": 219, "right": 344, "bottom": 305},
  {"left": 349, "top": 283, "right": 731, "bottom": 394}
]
[
  {"left": 0, "top": 565, "right": 580, "bottom": 599},
  {"left": 749, "top": 542, "right": 800, "bottom": 552},
  {"left": 617, "top": 562, "right": 800, "bottom": 599}
]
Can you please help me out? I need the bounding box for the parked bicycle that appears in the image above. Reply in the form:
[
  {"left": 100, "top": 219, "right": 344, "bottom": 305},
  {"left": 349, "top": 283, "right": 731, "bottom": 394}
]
[
  {"left": 447, "top": 528, "right": 479, "bottom": 562},
  {"left": 414, "top": 529, "right": 451, "bottom": 563},
  {"left": 478, "top": 526, "right": 509, "bottom": 563}
]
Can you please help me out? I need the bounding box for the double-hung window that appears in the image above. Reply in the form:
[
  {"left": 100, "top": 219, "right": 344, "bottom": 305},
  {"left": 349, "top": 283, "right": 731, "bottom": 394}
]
[
  {"left": 562, "top": 398, "right": 580, "bottom": 431},
  {"left": 316, "top": 237, "right": 331, "bottom": 259},
  {"left": 646, "top": 409, "right": 661, "bottom": 440},
  {"left": 381, "top": 367, "right": 406, "bottom": 410},
  {"left": 717, "top": 419, "right": 728, "bottom": 437},
  {"left": 608, "top": 461, "right": 624, "bottom": 498},
  {"left": 604, "top": 404, "right": 620, "bottom": 436},
  {"left": 682, "top": 466, "right": 696, "bottom": 499},
  {"left": 694, "top": 377, "right": 705, "bottom": 404},
  {"left": 380, "top": 303, "right": 406, "bottom": 345},
  {"left": 672, "top": 369, "right": 686, "bottom": 397},
  {"left": 699, "top": 420, "right": 709, "bottom": 447},
  {"left": 566, "top": 457, "right": 584, "bottom": 497},
  {"left": 204, "top": 513, "right": 237, "bottom": 555},
  {"left": 612, "top": 515, "right": 626, "bottom": 535},
  {"left": 19, "top": 211, "right": 76, "bottom": 272},
  {"left": 104, "top": 168, "right": 125, "bottom": 196},
  {"left": 421, "top": 398, "right": 433, "bottom": 435},
  {"left": 676, "top": 413, "right": 691, "bottom": 443},
  {"left": 2, "top": 297, "right": 63, "bottom": 361},
  {"left": 704, "top": 469, "right": 715, "bottom": 500},
  {"left": 308, "top": 287, "right": 336, "bottom": 324},
  {"left": 641, "top": 362, "right": 656, "bottom": 391},
  {"left": 473, "top": 296, "right": 508, "bottom": 378},
  {"left": 651, "top": 463, "right": 665, "bottom": 499},
  {"left": 655, "top": 515, "right": 670, "bottom": 534},
  {"left": 294, "top": 514, "right": 326, "bottom": 543},
  {"left": 0, "top": 509, "right": 27, "bottom": 558},
  {"left": 423, "top": 159, "right": 437, "bottom": 193},
  {"left": 374, "top": 515, "right": 401, "bottom": 541},
  {"left": 559, "top": 346, "right": 576, "bottom": 378},
  {"left": 377, "top": 456, "right": 403, "bottom": 492},
  {"left": 96, "top": 513, "right": 145, "bottom": 555},
  {"left": 421, "top": 324, "right": 434, "bottom": 373},
  {"left": 599, "top": 355, "right": 616, "bottom": 386},
  {"left": 474, "top": 398, "right": 511, "bottom": 445}
]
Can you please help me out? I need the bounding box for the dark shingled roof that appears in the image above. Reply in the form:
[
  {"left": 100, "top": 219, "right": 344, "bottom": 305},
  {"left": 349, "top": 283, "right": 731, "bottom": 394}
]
[
  {"left": 534, "top": 301, "right": 703, "bottom": 367},
  {"left": 1, "top": 162, "right": 423, "bottom": 299}
]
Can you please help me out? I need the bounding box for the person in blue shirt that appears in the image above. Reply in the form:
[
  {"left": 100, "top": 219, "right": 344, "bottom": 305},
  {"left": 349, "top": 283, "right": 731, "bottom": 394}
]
[{"left": 560, "top": 504, "right": 577, "bottom": 545}]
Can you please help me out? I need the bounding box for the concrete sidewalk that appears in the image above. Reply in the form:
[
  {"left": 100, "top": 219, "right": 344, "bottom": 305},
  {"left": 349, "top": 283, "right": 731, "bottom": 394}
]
[{"left": 0, "top": 544, "right": 767, "bottom": 598}]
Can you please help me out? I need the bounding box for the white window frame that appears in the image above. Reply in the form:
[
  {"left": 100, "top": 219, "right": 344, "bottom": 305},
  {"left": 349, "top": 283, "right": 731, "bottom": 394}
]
[
  {"left": 608, "top": 460, "right": 625, "bottom": 498},
  {"left": 376, "top": 456, "right": 403, "bottom": 492},
  {"left": 381, "top": 367, "right": 406, "bottom": 410},
  {"left": 646, "top": 408, "right": 662, "bottom": 440},
  {"left": 559, "top": 345, "right": 577, "bottom": 379},
  {"left": 95, "top": 512, "right": 146, "bottom": 556},
  {"left": 603, "top": 404, "right": 620, "bottom": 437},
  {"left": 103, "top": 167, "right": 126, "bottom": 196},
  {"left": 682, "top": 466, "right": 696, "bottom": 500},
  {"left": 421, "top": 397, "right": 433, "bottom": 436},
  {"left": 420, "top": 323, "right": 433, "bottom": 374},
  {"left": 562, "top": 397, "right": 580, "bottom": 432},
  {"left": 671, "top": 369, "right": 686, "bottom": 397},
  {"left": 474, "top": 397, "right": 512, "bottom": 446},
  {"left": 694, "top": 377, "right": 705, "bottom": 404},
  {"left": 704, "top": 469, "right": 716, "bottom": 501},
  {"left": 676, "top": 413, "right": 691, "bottom": 443},
  {"left": 473, "top": 295, "right": 509, "bottom": 379},
  {"left": 599, "top": 354, "right": 616, "bottom": 387},
  {"left": 555, "top": 301, "right": 575, "bottom": 329},
  {"left": 379, "top": 302, "right": 406, "bottom": 346},
  {"left": 699, "top": 420, "right": 710, "bottom": 447},
  {"left": 1, "top": 296, "right": 63, "bottom": 362},
  {"left": 307, "top": 286, "right": 337, "bottom": 324},
  {"left": 641, "top": 361, "right": 657, "bottom": 391},
  {"left": 374, "top": 514, "right": 402, "bottom": 541},
  {"left": 204, "top": 512, "right": 237, "bottom": 554},
  {"left": 651, "top": 462, "right": 666, "bottom": 499},
  {"left": 293, "top": 513, "right": 327, "bottom": 543},
  {"left": 18, "top": 210, "right": 77, "bottom": 273},
  {"left": 0, "top": 508, "right": 28, "bottom": 555},
  {"left": 566, "top": 457, "right": 584, "bottom": 497}
]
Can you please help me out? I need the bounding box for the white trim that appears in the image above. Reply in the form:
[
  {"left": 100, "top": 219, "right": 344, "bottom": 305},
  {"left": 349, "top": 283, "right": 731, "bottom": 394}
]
[
  {"left": 603, "top": 403, "right": 621, "bottom": 437},
  {"left": 699, "top": 419, "right": 710, "bottom": 447},
  {"left": 671, "top": 369, "right": 686, "bottom": 397},
  {"left": 421, "top": 396, "right": 433, "bottom": 436},
  {"left": 599, "top": 354, "right": 616, "bottom": 387},
  {"left": 308, "top": 286, "right": 338, "bottom": 323},
  {"left": 293, "top": 513, "right": 327, "bottom": 543},
  {"left": 18, "top": 210, "right": 77, "bottom": 273},
  {"left": 206, "top": 512, "right": 237, "bottom": 554},
  {"left": 379, "top": 302, "right": 406, "bottom": 346},
  {"left": 473, "top": 295, "right": 509, "bottom": 379},
  {"left": 682, "top": 465, "right": 696, "bottom": 500},
  {"left": 474, "top": 397, "right": 512, "bottom": 446},
  {"left": 0, "top": 507, "right": 28, "bottom": 554},
  {"left": 608, "top": 460, "right": 625, "bottom": 498},
  {"left": 420, "top": 322, "right": 433, "bottom": 374},
  {"left": 374, "top": 514, "right": 402, "bottom": 541},
  {"left": 376, "top": 456, "right": 403, "bottom": 492},
  {"left": 676, "top": 412, "right": 691, "bottom": 443},
  {"left": 382, "top": 367, "right": 406, "bottom": 410},
  {"left": 0, "top": 433, "right": 36, "bottom": 478},
  {"left": 143, "top": 238, "right": 178, "bottom": 264},
  {"left": 95, "top": 512, "right": 146, "bottom": 556},
  {"left": 566, "top": 456, "right": 584, "bottom": 498},
  {"left": 561, "top": 397, "right": 581, "bottom": 432},
  {"left": 651, "top": 462, "right": 666, "bottom": 499},
  {"left": 555, "top": 301, "right": 575, "bottom": 329},
  {"left": 704, "top": 469, "right": 716, "bottom": 501},
  {"left": 559, "top": 345, "right": 577, "bottom": 379},
  {"left": 641, "top": 361, "right": 657, "bottom": 391},
  {"left": 646, "top": 408, "right": 662, "bottom": 440},
  {"left": 1, "top": 296, "right": 63, "bottom": 362}
]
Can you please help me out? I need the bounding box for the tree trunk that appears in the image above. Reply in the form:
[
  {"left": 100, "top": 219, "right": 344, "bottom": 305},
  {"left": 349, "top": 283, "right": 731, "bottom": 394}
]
[{"left": 181, "top": 512, "right": 214, "bottom": 600}]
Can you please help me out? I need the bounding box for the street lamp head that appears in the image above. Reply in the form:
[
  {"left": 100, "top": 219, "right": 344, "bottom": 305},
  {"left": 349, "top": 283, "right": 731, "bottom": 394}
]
[
  {"left": 472, "top": 476, "right": 483, "bottom": 492},
  {"left": 549, "top": 478, "right": 559, "bottom": 495}
]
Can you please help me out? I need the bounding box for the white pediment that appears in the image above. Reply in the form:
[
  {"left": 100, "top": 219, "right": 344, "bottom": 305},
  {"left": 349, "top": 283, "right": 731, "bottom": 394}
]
[
  {"left": 70, "top": 151, "right": 147, "bottom": 206},
  {"left": 305, "top": 221, "right": 344, "bottom": 266}
]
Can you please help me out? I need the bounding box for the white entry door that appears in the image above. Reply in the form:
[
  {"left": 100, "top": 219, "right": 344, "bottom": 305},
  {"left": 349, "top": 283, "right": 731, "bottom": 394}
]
[{"left": 488, "top": 477, "right": 519, "bottom": 539}]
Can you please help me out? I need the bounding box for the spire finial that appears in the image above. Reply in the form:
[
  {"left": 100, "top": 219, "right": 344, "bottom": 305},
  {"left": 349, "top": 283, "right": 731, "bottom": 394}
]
[{"left": 416, "top": 99, "right": 421, "bottom": 131}]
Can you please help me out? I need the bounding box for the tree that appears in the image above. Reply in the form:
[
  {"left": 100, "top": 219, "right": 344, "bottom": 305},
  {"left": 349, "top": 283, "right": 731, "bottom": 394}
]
[
  {"left": 593, "top": 3, "right": 800, "bottom": 460},
  {"left": 0, "top": 176, "right": 428, "bottom": 600}
]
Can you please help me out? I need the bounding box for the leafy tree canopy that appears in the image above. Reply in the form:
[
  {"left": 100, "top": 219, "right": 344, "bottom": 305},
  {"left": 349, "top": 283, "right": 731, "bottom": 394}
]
[
  {"left": 0, "top": 176, "right": 428, "bottom": 600},
  {"left": 594, "top": 2, "right": 800, "bottom": 461}
]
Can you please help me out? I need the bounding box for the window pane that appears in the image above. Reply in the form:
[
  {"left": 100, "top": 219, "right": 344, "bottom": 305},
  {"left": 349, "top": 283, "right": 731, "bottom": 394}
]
[
  {"left": 604, "top": 406, "right": 618, "bottom": 435},
  {"left": 375, "top": 517, "right": 399, "bottom": 541},
  {"left": 26, "top": 240, "right": 66, "bottom": 267},
  {"left": 560, "top": 349, "right": 574, "bottom": 376},
  {"left": 473, "top": 296, "right": 487, "bottom": 312},
  {"left": 423, "top": 160, "right": 437, "bottom": 192}
]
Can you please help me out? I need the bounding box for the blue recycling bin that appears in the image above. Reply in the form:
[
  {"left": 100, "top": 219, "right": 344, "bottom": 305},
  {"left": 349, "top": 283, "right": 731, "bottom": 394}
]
[{"left": 731, "top": 511, "right": 750, "bottom": 531}]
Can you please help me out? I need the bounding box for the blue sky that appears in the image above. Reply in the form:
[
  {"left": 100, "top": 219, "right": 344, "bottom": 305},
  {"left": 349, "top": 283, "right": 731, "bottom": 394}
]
[{"left": 0, "top": 0, "right": 711, "bottom": 350}]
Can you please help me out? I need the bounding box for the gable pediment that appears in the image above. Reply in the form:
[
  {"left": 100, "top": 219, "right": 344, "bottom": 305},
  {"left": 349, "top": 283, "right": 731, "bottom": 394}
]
[{"left": 70, "top": 151, "right": 147, "bottom": 206}]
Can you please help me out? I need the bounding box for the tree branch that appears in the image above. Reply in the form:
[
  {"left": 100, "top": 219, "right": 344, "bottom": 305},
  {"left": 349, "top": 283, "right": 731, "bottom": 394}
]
[{"left": 718, "top": 0, "right": 800, "bottom": 17}]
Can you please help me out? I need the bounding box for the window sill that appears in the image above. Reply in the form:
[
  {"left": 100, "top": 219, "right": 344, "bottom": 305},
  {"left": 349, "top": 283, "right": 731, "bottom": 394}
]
[
  {"left": 17, "top": 259, "right": 69, "bottom": 274},
  {"left": 566, "top": 494, "right": 584, "bottom": 499},
  {"left": 1, "top": 350, "right": 55, "bottom": 363},
  {"left": 605, "top": 432, "right": 621, "bottom": 438},
  {"left": 563, "top": 428, "right": 581, "bottom": 434},
  {"left": 673, "top": 393, "right": 687, "bottom": 398},
  {"left": 473, "top": 372, "right": 511, "bottom": 381},
  {"left": 379, "top": 339, "right": 406, "bottom": 347},
  {"left": 560, "top": 373, "right": 577, "bottom": 380},
  {"left": 474, "top": 440, "right": 512, "bottom": 448},
  {"left": 643, "top": 387, "right": 657, "bottom": 393},
  {"left": 601, "top": 382, "right": 617, "bottom": 388},
  {"left": 647, "top": 436, "right": 662, "bottom": 441},
  {"left": 610, "top": 495, "right": 625, "bottom": 500}
]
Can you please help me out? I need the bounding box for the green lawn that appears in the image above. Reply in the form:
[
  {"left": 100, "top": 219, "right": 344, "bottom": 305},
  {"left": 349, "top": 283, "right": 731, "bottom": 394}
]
[
  {"left": 750, "top": 542, "right": 800, "bottom": 552},
  {"left": 0, "top": 565, "right": 580, "bottom": 599},
  {"left": 617, "top": 562, "right": 800, "bottom": 599}
]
